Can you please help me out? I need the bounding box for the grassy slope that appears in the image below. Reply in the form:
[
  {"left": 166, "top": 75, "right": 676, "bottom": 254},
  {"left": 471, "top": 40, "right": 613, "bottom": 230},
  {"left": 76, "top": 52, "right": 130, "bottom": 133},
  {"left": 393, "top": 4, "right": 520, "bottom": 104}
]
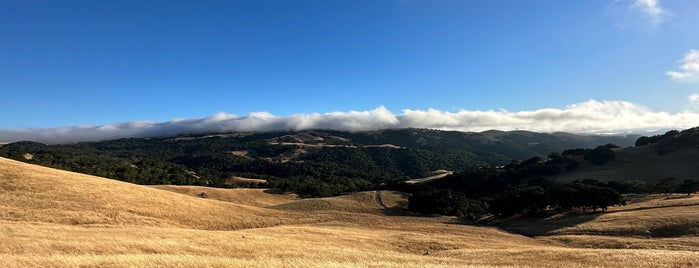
[
  {"left": 1, "top": 157, "right": 698, "bottom": 267},
  {"left": 494, "top": 193, "right": 699, "bottom": 254},
  {"left": 552, "top": 146, "right": 699, "bottom": 183},
  {"left": 149, "top": 186, "right": 296, "bottom": 207},
  {"left": 0, "top": 157, "right": 313, "bottom": 230}
]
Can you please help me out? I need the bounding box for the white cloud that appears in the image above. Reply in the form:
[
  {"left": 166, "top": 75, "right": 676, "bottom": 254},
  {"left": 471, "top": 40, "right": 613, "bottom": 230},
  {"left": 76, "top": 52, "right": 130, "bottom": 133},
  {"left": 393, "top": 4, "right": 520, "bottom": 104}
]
[
  {"left": 2, "top": 100, "right": 699, "bottom": 144},
  {"left": 667, "top": 49, "right": 699, "bottom": 81},
  {"left": 689, "top": 93, "right": 699, "bottom": 103},
  {"left": 632, "top": 0, "right": 664, "bottom": 23}
]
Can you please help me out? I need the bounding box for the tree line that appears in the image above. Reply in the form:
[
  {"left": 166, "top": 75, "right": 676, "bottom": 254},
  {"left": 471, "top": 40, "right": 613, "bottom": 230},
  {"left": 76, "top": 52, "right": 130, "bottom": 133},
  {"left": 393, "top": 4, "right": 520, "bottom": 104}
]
[{"left": 396, "top": 150, "right": 699, "bottom": 221}]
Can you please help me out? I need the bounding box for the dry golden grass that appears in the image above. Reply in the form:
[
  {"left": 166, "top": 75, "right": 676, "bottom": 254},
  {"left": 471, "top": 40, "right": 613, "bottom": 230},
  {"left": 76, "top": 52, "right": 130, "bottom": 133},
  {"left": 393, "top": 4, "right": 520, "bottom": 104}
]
[
  {"left": 551, "top": 195, "right": 699, "bottom": 237},
  {"left": 1, "top": 157, "right": 698, "bottom": 267},
  {"left": 499, "top": 194, "right": 699, "bottom": 238},
  {"left": 229, "top": 176, "right": 267, "bottom": 184},
  {"left": 497, "top": 193, "right": 699, "bottom": 255},
  {"left": 1, "top": 220, "right": 696, "bottom": 268},
  {"left": 151, "top": 185, "right": 295, "bottom": 207},
  {"left": 270, "top": 191, "right": 386, "bottom": 213},
  {"left": 0, "top": 157, "right": 317, "bottom": 230}
]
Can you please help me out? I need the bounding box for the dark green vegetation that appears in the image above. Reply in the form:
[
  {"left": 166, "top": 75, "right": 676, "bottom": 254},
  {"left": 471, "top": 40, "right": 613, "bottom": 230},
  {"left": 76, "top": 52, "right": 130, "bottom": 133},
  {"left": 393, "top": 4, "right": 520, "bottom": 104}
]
[
  {"left": 401, "top": 128, "right": 699, "bottom": 220},
  {"left": 1, "top": 127, "right": 697, "bottom": 222},
  {"left": 0, "top": 129, "right": 637, "bottom": 198}
]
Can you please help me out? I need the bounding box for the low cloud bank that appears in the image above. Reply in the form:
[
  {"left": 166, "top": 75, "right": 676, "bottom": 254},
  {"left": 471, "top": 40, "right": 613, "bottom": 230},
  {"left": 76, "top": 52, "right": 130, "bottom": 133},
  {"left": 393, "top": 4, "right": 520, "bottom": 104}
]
[{"left": 2, "top": 100, "right": 699, "bottom": 144}]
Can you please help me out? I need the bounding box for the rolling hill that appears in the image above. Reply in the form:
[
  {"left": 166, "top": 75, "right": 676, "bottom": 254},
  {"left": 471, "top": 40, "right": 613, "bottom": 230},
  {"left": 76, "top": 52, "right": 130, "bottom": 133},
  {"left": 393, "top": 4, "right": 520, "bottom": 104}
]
[
  {"left": 0, "top": 128, "right": 639, "bottom": 198},
  {"left": 1, "top": 157, "right": 697, "bottom": 267},
  {"left": 551, "top": 145, "right": 699, "bottom": 183},
  {"left": 551, "top": 127, "right": 699, "bottom": 184},
  {"left": 0, "top": 156, "right": 305, "bottom": 230}
]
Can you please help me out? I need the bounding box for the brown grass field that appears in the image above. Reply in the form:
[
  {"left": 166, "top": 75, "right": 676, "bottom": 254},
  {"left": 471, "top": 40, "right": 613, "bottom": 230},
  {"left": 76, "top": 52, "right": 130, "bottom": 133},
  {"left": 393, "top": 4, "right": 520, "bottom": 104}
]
[{"left": 1, "top": 157, "right": 697, "bottom": 267}]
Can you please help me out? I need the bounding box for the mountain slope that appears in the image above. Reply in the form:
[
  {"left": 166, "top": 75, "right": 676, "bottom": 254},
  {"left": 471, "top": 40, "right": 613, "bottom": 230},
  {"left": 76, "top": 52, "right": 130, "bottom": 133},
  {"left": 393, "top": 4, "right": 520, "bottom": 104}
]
[{"left": 0, "top": 157, "right": 305, "bottom": 230}]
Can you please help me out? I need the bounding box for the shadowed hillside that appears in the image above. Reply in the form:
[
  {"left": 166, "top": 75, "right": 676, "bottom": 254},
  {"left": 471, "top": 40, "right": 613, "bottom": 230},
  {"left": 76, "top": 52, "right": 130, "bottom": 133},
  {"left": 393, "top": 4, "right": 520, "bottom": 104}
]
[
  {"left": 551, "top": 128, "right": 699, "bottom": 183},
  {"left": 552, "top": 146, "right": 699, "bottom": 183}
]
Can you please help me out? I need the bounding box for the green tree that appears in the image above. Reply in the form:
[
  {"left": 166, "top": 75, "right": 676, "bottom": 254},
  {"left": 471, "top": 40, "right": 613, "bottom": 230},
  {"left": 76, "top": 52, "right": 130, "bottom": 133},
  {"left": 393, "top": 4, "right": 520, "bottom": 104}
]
[
  {"left": 678, "top": 179, "right": 699, "bottom": 195},
  {"left": 652, "top": 177, "right": 681, "bottom": 193},
  {"left": 583, "top": 146, "right": 615, "bottom": 165}
]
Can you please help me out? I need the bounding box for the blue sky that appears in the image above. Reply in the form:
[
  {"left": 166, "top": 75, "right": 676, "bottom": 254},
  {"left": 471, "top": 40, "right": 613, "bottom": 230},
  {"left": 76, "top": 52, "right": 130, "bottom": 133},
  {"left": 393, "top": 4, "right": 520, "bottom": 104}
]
[{"left": 1, "top": 0, "right": 699, "bottom": 142}]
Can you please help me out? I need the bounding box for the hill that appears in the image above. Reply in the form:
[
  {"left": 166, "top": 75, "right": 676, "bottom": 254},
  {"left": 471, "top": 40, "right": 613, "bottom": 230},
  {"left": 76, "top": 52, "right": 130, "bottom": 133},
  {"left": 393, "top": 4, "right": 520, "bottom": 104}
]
[
  {"left": 496, "top": 194, "right": 699, "bottom": 252},
  {"left": 551, "top": 146, "right": 699, "bottom": 183},
  {"left": 0, "top": 156, "right": 305, "bottom": 230},
  {"left": 399, "top": 128, "right": 699, "bottom": 222},
  {"left": 0, "top": 128, "right": 638, "bottom": 197},
  {"left": 335, "top": 129, "right": 638, "bottom": 160},
  {"left": 1, "top": 157, "right": 698, "bottom": 267},
  {"left": 551, "top": 128, "right": 699, "bottom": 183}
]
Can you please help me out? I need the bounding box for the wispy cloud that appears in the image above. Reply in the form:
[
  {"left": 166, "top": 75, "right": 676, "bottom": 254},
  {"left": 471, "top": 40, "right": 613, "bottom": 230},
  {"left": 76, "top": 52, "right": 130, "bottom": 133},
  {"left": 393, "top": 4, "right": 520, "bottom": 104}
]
[
  {"left": 667, "top": 49, "right": 699, "bottom": 81},
  {"left": 632, "top": 0, "right": 664, "bottom": 24},
  {"left": 1, "top": 100, "right": 698, "bottom": 144},
  {"left": 690, "top": 93, "right": 699, "bottom": 103}
]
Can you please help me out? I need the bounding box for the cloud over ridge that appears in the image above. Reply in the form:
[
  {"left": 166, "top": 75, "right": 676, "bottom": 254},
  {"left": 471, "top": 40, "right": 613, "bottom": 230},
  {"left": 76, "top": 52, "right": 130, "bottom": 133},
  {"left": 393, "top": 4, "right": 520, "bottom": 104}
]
[{"left": 2, "top": 100, "right": 699, "bottom": 144}]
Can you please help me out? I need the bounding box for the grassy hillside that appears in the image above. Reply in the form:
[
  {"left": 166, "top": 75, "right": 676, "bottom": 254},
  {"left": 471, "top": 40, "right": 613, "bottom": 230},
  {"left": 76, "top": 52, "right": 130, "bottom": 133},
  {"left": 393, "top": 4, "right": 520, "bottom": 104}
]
[
  {"left": 149, "top": 186, "right": 297, "bottom": 207},
  {"left": 552, "top": 146, "right": 699, "bottom": 183},
  {"left": 495, "top": 193, "right": 699, "bottom": 254},
  {"left": 1, "top": 157, "right": 697, "bottom": 267},
  {"left": 0, "top": 157, "right": 308, "bottom": 230}
]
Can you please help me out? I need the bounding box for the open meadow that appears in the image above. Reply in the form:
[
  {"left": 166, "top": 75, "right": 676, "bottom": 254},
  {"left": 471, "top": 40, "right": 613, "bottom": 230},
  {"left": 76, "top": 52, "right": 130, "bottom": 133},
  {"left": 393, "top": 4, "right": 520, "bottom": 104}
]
[{"left": 1, "top": 157, "right": 697, "bottom": 267}]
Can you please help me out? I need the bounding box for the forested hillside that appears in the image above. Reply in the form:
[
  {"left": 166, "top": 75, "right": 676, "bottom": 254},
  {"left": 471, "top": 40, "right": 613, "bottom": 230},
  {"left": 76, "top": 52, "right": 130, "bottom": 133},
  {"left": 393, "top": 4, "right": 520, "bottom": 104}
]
[
  {"left": 401, "top": 127, "right": 699, "bottom": 220},
  {"left": 0, "top": 129, "right": 637, "bottom": 197}
]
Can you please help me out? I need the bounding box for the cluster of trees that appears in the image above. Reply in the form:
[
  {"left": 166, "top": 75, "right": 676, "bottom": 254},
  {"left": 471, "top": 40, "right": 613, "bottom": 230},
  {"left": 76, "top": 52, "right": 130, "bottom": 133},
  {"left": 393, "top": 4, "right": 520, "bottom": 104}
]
[
  {"left": 635, "top": 130, "right": 680, "bottom": 147},
  {"left": 407, "top": 189, "right": 487, "bottom": 221},
  {"left": 0, "top": 133, "right": 485, "bottom": 197},
  {"left": 650, "top": 177, "right": 699, "bottom": 195},
  {"left": 561, "top": 143, "right": 618, "bottom": 166},
  {"left": 404, "top": 175, "right": 699, "bottom": 221},
  {"left": 401, "top": 148, "right": 699, "bottom": 220},
  {"left": 0, "top": 142, "right": 199, "bottom": 185},
  {"left": 403, "top": 177, "right": 626, "bottom": 221}
]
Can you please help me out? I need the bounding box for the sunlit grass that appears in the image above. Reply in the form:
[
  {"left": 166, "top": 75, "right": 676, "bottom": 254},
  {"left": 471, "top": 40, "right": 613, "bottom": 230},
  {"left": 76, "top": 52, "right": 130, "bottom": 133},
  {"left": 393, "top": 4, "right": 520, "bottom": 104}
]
[{"left": 1, "top": 157, "right": 697, "bottom": 267}]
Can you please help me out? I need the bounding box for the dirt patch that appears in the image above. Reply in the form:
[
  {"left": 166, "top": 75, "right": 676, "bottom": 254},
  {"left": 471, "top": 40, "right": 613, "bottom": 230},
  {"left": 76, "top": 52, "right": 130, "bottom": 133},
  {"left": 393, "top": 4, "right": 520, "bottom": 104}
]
[
  {"left": 364, "top": 144, "right": 402, "bottom": 149},
  {"left": 405, "top": 170, "right": 454, "bottom": 184},
  {"left": 227, "top": 176, "right": 267, "bottom": 187},
  {"left": 231, "top": 150, "right": 251, "bottom": 157}
]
